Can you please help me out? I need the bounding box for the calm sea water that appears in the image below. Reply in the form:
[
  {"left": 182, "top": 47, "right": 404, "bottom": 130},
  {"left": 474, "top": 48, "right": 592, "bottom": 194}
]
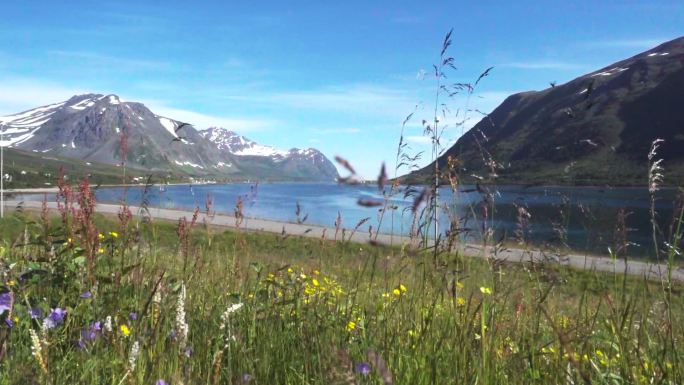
[{"left": 18, "top": 183, "right": 681, "bottom": 257}]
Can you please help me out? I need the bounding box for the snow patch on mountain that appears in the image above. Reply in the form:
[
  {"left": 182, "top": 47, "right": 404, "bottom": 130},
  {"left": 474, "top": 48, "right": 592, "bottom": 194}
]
[{"left": 158, "top": 117, "right": 178, "bottom": 138}]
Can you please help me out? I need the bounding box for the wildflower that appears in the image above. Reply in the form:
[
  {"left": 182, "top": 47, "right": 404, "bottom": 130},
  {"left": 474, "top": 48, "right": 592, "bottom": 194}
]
[
  {"left": 109, "top": 231, "right": 119, "bottom": 238},
  {"left": 312, "top": 278, "right": 320, "bottom": 287},
  {"left": 156, "top": 380, "right": 168, "bottom": 385},
  {"left": 120, "top": 324, "right": 131, "bottom": 337},
  {"left": 392, "top": 288, "right": 401, "bottom": 296},
  {"left": 43, "top": 307, "right": 67, "bottom": 329},
  {"left": 98, "top": 248, "right": 105, "bottom": 254},
  {"left": 346, "top": 321, "right": 357, "bottom": 331},
  {"left": 98, "top": 233, "right": 105, "bottom": 240},
  {"left": 129, "top": 312, "right": 138, "bottom": 321},
  {"left": 399, "top": 284, "right": 407, "bottom": 293},
  {"left": 480, "top": 286, "right": 492, "bottom": 295},
  {"left": 28, "top": 307, "right": 43, "bottom": 319},
  {"left": 80, "top": 291, "right": 92, "bottom": 299},
  {"left": 104, "top": 316, "right": 113, "bottom": 333},
  {"left": 355, "top": 362, "right": 372, "bottom": 376},
  {"left": 29, "top": 328, "right": 48, "bottom": 374},
  {"left": 456, "top": 281, "right": 464, "bottom": 289},
  {"left": 5, "top": 318, "right": 14, "bottom": 328},
  {"left": 175, "top": 284, "right": 189, "bottom": 350},
  {"left": 456, "top": 297, "right": 466, "bottom": 306},
  {"left": 184, "top": 346, "right": 193, "bottom": 358},
  {"left": 242, "top": 373, "right": 253, "bottom": 383},
  {"left": 7, "top": 280, "right": 16, "bottom": 287},
  {"left": 287, "top": 267, "right": 294, "bottom": 273},
  {"left": 128, "top": 340, "right": 140, "bottom": 370},
  {"left": 0, "top": 292, "right": 12, "bottom": 314}
]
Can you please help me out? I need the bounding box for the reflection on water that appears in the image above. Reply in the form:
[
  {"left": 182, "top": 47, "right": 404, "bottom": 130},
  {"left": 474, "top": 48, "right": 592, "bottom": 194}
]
[{"left": 18, "top": 183, "right": 681, "bottom": 258}]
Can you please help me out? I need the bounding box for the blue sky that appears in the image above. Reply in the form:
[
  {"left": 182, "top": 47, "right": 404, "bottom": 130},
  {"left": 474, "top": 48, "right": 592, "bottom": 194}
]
[{"left": 0, "top": 1, "right": 682, "bottom": 178}]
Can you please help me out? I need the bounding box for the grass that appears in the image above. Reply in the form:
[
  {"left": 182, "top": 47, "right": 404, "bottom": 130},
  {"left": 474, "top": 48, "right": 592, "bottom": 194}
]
[{"left": 0, "top": 200, "right": 682, "bottom": 385}]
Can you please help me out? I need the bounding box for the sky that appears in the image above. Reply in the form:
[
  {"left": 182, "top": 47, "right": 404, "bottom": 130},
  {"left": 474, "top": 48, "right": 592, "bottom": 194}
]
[{"left": 0, "top": 1, "right": 682, "bottom": 179}]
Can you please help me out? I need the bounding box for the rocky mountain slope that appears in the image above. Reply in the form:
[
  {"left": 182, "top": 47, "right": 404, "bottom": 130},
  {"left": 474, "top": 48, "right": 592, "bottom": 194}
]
[
  {"left": 0, "top": 94, "right": 339, "bottom": 182},
  {"left": 405, "top": 36, "right": 684, "bottom": 186}
]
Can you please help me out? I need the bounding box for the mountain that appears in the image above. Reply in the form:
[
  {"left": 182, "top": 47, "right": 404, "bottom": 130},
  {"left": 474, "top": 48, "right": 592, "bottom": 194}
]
[
  {"left": 405, "top": 36, "right": 684, "bottom": 186},
  {"left": 0, "top": 94, "right": 339, "bottom": 182},
  {"left": 200, "top": 127, "right": 339, "bottom": 181}
]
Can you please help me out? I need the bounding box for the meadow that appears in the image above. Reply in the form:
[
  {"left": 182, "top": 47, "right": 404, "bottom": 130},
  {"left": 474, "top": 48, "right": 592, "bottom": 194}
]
[{"left": 0, "top": 177, "right": 682, "bottom": 385}]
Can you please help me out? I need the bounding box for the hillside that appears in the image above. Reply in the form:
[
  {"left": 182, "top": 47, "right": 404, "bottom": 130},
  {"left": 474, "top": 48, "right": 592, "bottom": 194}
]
[{"left": 405, "top": 36, "right": 684, "bottom": 186}]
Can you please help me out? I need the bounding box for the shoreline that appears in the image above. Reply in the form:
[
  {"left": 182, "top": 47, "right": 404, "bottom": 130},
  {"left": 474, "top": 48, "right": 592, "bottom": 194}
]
[{"left": 3, "top": 200, "right": 682, "bottom": 282}]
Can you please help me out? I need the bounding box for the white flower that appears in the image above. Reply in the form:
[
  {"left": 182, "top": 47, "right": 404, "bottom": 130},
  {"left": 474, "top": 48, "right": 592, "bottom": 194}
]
[
  {"left": 128, "top": 341, "right": 140, "bottom": 371},
  {"left": 105, "top": 316, "right": 113, "bottom": 333},
  {"left": 175, "top": 284, "right": 189, "bottom": 350}
]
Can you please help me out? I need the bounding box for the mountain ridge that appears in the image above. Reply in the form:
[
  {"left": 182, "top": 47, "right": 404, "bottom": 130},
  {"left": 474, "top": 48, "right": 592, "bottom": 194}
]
[
  {"left": 0, "top": 94, "right": 339, "bottom": 182},
  {"left": 405, "top": 36, "right": 684, "bottom": 186}
]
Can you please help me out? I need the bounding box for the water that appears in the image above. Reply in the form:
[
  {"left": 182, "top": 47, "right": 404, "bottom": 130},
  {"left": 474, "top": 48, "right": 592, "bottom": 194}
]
[{"left": 17, "top": 183, "right": 681, "bottom": 258}]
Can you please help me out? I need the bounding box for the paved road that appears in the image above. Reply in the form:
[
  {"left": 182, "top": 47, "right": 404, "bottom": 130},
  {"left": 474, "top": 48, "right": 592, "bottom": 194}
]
[{"left": 5, "top": 200, "right": 683, "bottom": 282}]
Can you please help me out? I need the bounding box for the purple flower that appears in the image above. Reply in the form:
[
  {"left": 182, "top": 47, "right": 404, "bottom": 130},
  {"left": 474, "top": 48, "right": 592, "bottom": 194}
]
[
  {"left": 4, "top": 318, "right": 13, "bottom": 328},
  {"left": 156, "top": 380, "right": 168, "bottom": 385},
  {"left": 91, "top": 321, "right": 102, "bottom": 332},
  {"left": 28, "top": 307, "right": 43, "bottom": 319},
  {"left": 76, "top": 338, "right": 87, "bottom": 350},
  {"left": 0, "top": 292, "right": 12, "bottom": 315},
  {"left": 355, "top": 362, "right": 371, "bottom": 376},
  {"left": 184, "top": 346, "right": 193, "bottom": 358},
  {"left": 80, "top": 291, "right": 92, "bottom": 299},
  {"left": 242, "top": 373, "right": 253, "bottom": 383},
  {"left": 129, "top": 312, "right": 138, "bottom": 321},
  {"left": 43, "top": 307, "right": 67, "bottom": 329},
  {"left": 81, "top": 329, "right": 97, "bottom": 341}
]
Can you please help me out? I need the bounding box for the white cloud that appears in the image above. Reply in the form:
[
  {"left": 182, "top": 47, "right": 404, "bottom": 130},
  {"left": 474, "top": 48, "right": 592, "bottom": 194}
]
[
  {"left": 315, "top": 128, "right": 361, "bottom": 134},
  {"left": 227, "top": 85, "right": 417, "bottom": 117},
  {"left": 0, "top": 77, "right": 87, "bottom": 115},
  {"left": 136, "top": 102, "right": 278, "bottom": 132},
  {"left": 47, "top": 50, "right": 167, "bottom": 71},
  {"left": 405, "top": 136, "right": 432, "bottom": 144},
  {"left": 0, "top": 77, "right": 276, "bottom": 132}
]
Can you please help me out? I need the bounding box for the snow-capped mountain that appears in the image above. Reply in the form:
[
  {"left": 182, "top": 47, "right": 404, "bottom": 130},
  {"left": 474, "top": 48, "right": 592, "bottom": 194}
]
[
  {"left": 200, "top": 127, "right": 339, "bottom": 180},
  {"left": 0, "top": 94, "right": 339, "bottom": 181},
  {"left": 0, "top": 94, "right": 228, "bottom": 173}
]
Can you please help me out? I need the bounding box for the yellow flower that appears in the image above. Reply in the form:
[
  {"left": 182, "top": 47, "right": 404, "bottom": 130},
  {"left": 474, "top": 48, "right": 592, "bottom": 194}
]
[
  {"left": 98, "top": 248, "right": 105, "bottom": 254},
  {"left": 392, "top": 288, "right": 401, "bottom": 296},
  {"left": 313, "top": 270, "right": 320, "bottom": 276},
  {"left": 408, "top": 329, "right": 417, "bottom": 337},
  {"left": 287, "top": 267, "right": 294, "bottom": 273},
  {"left": 299, "top": 273, "right": 307, "bottom": 280},
  {"left": 399, "top": 284, "right": 407, "bottom": 293},
  {"left": 109, "top": 231, "right": 119, "bottom": 238},
  {"left": 7, "top": 280, "right": 16, "bottom": 287},
  {"left": 120, "top": 324, "right": 131, "bottom": 337},
  {"left": 346, "top": 321, "right": 356, "bottom": 331},
  {"left": 456, "top": 281, "right": 464, "bottom": 289},
  {"left": 312, "top": 279, "right": 320, "bottom": 287},
  {"left": 479, "top": 286, "right": 492, "bottom": 295},
  {"left": 456, "top": 297, "right": 466, "bottom": 306},
  {"left": 98, "top": 233, "right": 105, "bottom": 240}
]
